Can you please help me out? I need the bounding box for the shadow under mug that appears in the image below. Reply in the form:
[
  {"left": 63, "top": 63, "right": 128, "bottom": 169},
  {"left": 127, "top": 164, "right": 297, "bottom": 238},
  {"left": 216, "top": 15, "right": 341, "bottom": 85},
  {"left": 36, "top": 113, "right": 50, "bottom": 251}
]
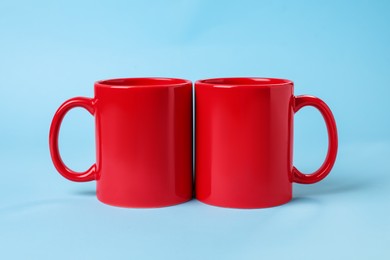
[
  {"left": 49, "top": 78, "right": 193, "bottom": 208},
  {"left": 195, "top": 77, "right": 338, "bottom": 208}
]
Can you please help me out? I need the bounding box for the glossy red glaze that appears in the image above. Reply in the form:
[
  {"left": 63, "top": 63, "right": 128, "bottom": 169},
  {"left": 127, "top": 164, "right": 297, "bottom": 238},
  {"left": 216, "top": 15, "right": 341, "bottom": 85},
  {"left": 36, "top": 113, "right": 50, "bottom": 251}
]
[
  {"left": 49, "top": 78, "right": 193, "bottom": 207},
  {"left": 195, "top": 78, "right": 338, "bottom": 208}
]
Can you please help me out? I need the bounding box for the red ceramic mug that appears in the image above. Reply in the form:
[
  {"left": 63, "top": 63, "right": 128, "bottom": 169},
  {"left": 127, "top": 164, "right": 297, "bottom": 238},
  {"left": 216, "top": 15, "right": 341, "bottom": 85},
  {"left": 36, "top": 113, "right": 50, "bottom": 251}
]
[
  {"left": 49, "top": 78, "right": 193, "bottom": 207},
  {"left": 195, "top": 78, "right": 338, "bottom": 208}
]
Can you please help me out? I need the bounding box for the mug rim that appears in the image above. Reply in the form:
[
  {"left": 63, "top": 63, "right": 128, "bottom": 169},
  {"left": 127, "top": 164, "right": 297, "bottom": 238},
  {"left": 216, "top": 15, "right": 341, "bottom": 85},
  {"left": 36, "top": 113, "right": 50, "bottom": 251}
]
[
  {"left": 195, "top": 77, "right": 293, "bottom": 88},
  {"left": 95, "top": 77, "right": 192, "bottom": 88}
]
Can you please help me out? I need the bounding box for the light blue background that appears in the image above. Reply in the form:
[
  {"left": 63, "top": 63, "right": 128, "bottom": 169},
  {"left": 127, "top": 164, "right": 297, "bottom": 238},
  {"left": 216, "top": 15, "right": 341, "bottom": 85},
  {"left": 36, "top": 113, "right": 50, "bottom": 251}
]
[{"left": 1, "top": 0, "right": 389, "bottom": 259}]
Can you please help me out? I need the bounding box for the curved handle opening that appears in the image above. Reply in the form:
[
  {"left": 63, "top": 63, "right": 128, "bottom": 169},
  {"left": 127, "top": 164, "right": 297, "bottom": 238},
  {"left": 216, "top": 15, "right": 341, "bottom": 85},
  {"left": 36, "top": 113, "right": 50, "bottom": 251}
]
[
  {"left": 293, "top": 95, "right": 338, "bottom": 184},
  {"left": 49, "top": 97, "right": 96, "bottom": 182}
]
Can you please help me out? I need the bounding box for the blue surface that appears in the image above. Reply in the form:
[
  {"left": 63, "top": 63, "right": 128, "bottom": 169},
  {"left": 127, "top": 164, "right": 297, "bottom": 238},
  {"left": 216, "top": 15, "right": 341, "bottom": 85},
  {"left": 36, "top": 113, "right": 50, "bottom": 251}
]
[{"left": 1, "top": 0, "right": 389, "bottom": 259}]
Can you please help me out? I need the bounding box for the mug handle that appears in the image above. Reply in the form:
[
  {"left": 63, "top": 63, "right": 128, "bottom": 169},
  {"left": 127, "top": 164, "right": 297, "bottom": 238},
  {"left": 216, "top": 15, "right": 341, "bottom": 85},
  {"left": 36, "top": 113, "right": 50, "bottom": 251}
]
[
  {"left": 49, "top": 97, "right": 96, "bottom": 182},
  {"left": 292, "top": 95, "right": 338, "bottom": 184}
]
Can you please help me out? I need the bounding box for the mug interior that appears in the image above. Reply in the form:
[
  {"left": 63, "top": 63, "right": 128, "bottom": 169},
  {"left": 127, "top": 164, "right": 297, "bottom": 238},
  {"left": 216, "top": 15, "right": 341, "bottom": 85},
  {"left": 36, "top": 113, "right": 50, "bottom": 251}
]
[
  {"left": 96, "top": 78, "right": 190, "bottom": 87},
  {"left": 197, "top": 77, "right": 292, "bottom": 87}
]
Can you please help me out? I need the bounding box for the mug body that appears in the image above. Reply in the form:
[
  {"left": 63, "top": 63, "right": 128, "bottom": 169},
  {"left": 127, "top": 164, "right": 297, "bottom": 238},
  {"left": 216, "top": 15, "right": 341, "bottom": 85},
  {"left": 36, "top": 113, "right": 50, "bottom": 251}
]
[
  {"left": 94, "top": 78, "right": 193, "bottom": 207},
  {"left": 195, "top": 78, "right": 294, "bottom": 208}
]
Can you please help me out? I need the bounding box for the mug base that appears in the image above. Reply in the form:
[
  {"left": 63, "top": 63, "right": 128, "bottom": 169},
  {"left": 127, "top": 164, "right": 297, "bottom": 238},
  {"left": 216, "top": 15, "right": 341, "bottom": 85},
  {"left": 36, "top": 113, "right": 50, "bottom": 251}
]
[
  {"left": 96, "top": 196, "right": 193, "bottom": 208},
  {"left": 196, "top": 196, "right": 292, "bottom": 209}
]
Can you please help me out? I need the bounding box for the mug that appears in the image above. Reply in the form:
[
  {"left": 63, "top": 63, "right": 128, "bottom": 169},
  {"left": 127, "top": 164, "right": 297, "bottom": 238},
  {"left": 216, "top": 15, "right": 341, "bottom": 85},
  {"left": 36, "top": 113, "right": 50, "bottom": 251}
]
[
  {"left": 49, "top": 78, "right": 193, "bottom": 207},
  {"left": 195, "top": 77, "right": 338, "bottom": 208}
]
